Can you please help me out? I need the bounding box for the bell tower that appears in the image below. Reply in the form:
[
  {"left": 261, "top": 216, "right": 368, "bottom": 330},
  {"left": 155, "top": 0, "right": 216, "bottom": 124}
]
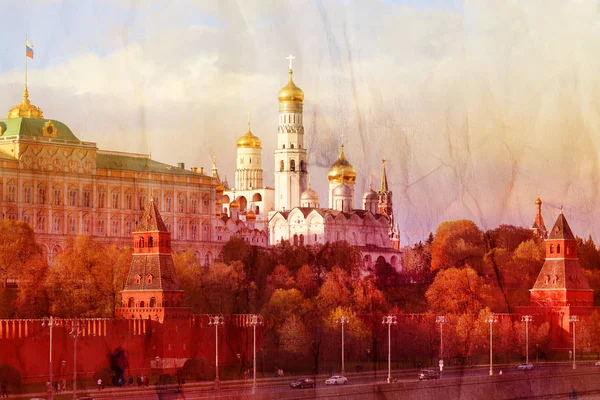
[{"left": 274, "top": 55, "right": 308, "bottom": 211}]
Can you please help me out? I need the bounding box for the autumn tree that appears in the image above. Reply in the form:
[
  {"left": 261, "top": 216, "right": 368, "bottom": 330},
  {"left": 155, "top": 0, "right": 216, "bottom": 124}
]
[
  {"left": 0, "top": 220, "right": 48, "bottom": 318},
  {"left": 173, "top": 249, "right": 204, "bottom": 313},
  {"left": 200, "top": 261, "right": 252, "bottom": 314},
  {"left": 487, "top": 225, "right": 535, "bottom": 252},
  {"left": 431, "top": 220, "right": 486, "bottom": 271},
  {"left": 46, "top": 235, "right": 127, "bottom": 317},
  {"left": 426, "top": 267, "right": 493, "bottom": 315}
]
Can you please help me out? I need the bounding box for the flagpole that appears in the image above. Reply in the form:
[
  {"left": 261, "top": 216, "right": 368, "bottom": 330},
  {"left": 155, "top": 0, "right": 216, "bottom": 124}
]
[{"left": 25, "top": 34, "right": 28, "bottom": 90}]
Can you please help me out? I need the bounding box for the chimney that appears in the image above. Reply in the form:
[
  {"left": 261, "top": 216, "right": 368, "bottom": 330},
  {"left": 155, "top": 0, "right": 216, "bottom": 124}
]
[{"left": 177, "top": 162, "right": 185, "bottom": 169}]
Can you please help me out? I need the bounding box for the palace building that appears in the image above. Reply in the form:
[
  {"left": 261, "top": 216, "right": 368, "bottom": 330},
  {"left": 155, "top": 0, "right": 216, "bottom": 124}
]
[{"left": 0, "top": 86, "right": 223, "bottom": 265}]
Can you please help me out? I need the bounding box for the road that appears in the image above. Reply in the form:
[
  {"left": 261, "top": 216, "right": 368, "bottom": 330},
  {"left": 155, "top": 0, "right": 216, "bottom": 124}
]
[{"left": 21, "top": 362, "right": 600, "bottom": 400}]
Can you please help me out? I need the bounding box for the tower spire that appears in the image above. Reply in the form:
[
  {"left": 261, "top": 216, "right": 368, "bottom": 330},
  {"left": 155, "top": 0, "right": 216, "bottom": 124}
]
[
  {"left": 379, "top": 159, "right": 389, "bottom": 193},
  {"left": 531, "top": 194, "right": 548, "bottom": 239}
]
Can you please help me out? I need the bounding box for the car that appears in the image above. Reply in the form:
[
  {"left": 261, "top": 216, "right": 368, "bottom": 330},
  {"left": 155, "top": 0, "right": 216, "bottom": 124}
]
[
  {"left": 418, "top": 369, "right": 440, "bottom": 380},
  {"left": 325, "top": 375, "right": 348, "bottom": 385},
  {"left": 517, "top": 363, "right": 534, "bottom": 371},
  {"left": 290, "top": 378, "right": 316, "bottom": 388},
  {"left": 595, "top": 361, "right": 600, "bottom": 366}
]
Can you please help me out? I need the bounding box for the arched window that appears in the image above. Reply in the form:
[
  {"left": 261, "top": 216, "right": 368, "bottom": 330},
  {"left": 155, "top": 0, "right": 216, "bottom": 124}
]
[
  {"left": 149, "top": 297, "right": 157, "bottom": 307},
  {"left": 148, "top": 236, "right": 154, "bottom": 248},
  {"left": 140, "top": 301, "right": 145, "bottom": 308},
  {"left": 299, "top": 234, "right": 304, "bottom": 246},
  {"left": 300, "top": 160, "right": 306, "bottom": 172},
  {"left": 128, "top": 297, "right": 135, "bottom": 308},
  {"left": 139, "top": 237, "right": 145, "bottom": 248},
  {"left": 147, "top": 274, "right": 153, "bottom": 284},
  {"left": 290, "top": 159, "right": 296, "bottom": 172},
  {"left": 291, "top": 144, "right": 294, "bottom": 149},
  {"left": 293, "top": 234, "right": 298, "bottom": 246},
  {"left": 557, "top": 244, "right": 561, "bottom": 254},
  {"left": 567, "top": 246, "right": 571, "bottom": 255},
  {"left": 135, "top": 275, "right": 141, "bottom": 284},
  {"left": 550, "top": 244, "right": 554, "bottom": 254},
  {"left": 280, "top": 160, "right": 284, "bottom": 172}
]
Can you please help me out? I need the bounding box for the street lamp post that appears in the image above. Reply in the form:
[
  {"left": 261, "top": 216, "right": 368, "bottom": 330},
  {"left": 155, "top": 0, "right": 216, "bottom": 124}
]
[
  {"left": 249, "top": 314, "right": 263, "bottom": 394},
  {"left": 382, "top": 315, "right": 397, "bottom": 383},
  {"left": 436, "top": 316, "right": 445, "bottom": 378},
  {"left": 485, "top": 315, "right": 498, "bottom": 376},
  {"left": 336, "top": 316, "right": 349, "bottom": 375},
  {"left": 521, "top": 315, "right": 532, "bottom": 365},
  {"left": 570, "top": 315, "right": 579, "bottom": 370},
  {"left": 42, "top": 316, "right": 61, "bottom": 400},
  {"left": 66, "top": 318, "right": 86, "bottom": 400},
  {"left": 208, "top": 315, "right": 224, "bottom": 390}
]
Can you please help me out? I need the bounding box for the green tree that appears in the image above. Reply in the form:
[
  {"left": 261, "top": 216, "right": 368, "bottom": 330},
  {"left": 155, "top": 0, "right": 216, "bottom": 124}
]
[
  {"left": 577, "top": 235, "right": 600, "bottom": 270},
  {"left": 173, "top": 249, "right": 204, "bottom": 312}
]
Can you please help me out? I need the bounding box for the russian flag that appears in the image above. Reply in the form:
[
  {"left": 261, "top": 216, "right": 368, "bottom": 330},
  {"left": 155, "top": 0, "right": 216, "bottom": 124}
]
[{"left": 26, "top": 40, "right": 34, "bottom": 59}]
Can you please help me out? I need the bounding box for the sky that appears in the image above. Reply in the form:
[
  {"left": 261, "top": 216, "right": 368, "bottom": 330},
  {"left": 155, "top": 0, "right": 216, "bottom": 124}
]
[{"left": 1, "top": 0, "right": 599, "bottom": 245}]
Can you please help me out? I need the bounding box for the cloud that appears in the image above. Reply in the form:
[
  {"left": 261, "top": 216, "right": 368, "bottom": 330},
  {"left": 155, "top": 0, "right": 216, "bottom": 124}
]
[{"left": 1, "top": 1, "right": 600, "bottom": 243}]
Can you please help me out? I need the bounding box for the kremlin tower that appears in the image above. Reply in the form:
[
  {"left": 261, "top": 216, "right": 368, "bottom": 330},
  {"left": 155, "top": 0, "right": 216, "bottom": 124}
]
[{"left": 115, "top": 197, "right": 191, "bottom": 322}]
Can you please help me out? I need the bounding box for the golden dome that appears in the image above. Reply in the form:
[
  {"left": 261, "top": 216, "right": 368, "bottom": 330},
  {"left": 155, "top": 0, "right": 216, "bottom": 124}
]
[
  {"left": 230, "top": 199, "right": 240, "bottom": 209},
  {"left": 237, "top": 121, "right": 262, "bottom": 149},
  {"left": 246, "top": 210, "right": 256, "bottom": 220},
  {"left": 278, "top": 70, "right": 304, "bottom": 104},
  {"left": 328, "top": 145, "right": 356, "bottom": 183},
  {"left": 8, "top": 87, "right": 44, "bottom": 119},
  {"left": 535, "top": 195, "right": 542, "bottom": 206},
  {"left": 216, "top": 184, "right": 225, "bottom": 194}
]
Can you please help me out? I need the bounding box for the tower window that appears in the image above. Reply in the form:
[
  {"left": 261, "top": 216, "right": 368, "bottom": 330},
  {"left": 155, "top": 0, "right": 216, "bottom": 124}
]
[
  {"left": 550, "top": 244, "right": 554, "bottom": 254},
  {"left": 148, "top": 236, "right": 154, "bottom": 248},
  {"left": 280, "top": 160, "right": 284, "bottom": 172},
  {"left": 283, "top": 144, "right": 286, "bottom": 149},
  {"left": 139, "top": 237, "right": 145, "bottom": 248},
  {"left": 290, "top": 160, "right": 295, "bottom": 172},
  {"left": 291, "top": 144, "right": 294, "bottom": 149},
  {"left": 557, "top": 244, "right": 561, "bottom": 254}
]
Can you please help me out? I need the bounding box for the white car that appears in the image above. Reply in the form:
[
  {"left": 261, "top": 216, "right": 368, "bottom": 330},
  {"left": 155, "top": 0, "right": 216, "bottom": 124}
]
[
  {"left": 517, "top": 363, "right": 534, "bottom": 370},
  {"left": 595, "top": 361, "right": 600, "bottom": 366},
  {"left": 325, "top": 375, "right": 348, "bottom": 385}
]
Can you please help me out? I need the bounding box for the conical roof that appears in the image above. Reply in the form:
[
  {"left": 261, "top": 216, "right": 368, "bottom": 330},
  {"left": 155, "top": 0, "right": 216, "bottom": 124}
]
[
  {"left": 548, "top": 210, "right": 574, "bottom": 240},
  {"left": 135, "top": 198, "right": 167, "bottom": 232}
]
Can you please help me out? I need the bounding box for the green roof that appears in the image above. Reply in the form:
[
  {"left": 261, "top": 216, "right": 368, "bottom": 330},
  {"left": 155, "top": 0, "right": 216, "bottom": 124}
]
[
  {"left": 0, "top": 117, "right": 81, "bottom": 142},
  {"left": 96, "top": 151, "right": 200, "bottom": 176}
]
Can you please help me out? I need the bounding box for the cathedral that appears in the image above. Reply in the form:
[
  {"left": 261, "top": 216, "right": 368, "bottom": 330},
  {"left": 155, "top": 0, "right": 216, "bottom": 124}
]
[{"left": 220, "top": 57, "right": 401, "bottom": 269}]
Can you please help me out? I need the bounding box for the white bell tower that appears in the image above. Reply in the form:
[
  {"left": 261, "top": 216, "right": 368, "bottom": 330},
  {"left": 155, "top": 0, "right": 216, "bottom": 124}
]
[{"left": 274, "top": 55, "right": 308, "bottom": 211}]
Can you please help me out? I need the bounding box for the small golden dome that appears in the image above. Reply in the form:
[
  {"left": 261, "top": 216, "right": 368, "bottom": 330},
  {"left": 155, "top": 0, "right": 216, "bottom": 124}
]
[
  {"left": 237, "top": 123, "right": 262, "bottom": 149},
  {"left": 216, "top": 184, "right": 225, "bottom": 194},
  {"left": 230, "top": 199, "right": 240, "bottom": 209},
  {"left": 278, "top": 70, "right": 304, "bottom": 103},
  {"left": 246, "top": 210, "right": 256, "bottom": 220},
  {"left": 328, "top": 145, "right": 356, "bottom": 183},
  {"left": 535, "top": 196, "right": 542, "bottom": 206},
  {"left": 8, "top": 87, "right": 44, "bottom": 119}
]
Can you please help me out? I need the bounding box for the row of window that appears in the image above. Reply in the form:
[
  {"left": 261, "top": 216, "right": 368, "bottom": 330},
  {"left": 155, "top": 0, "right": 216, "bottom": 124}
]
[
  {"left": 278, "top": 159, "right": 306, "bottom": 172},
  {"left": 5, "top": 186, "right": 209, "bottom": 213},
  {"left": 126, "top": 296, "right": 182, "bottom": 308},
  {"left": 20, "top": 214, "right": 210, "bottom": 240},
  {"left": 548, "top": 243, "right": 573, "bottom": 255}
]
